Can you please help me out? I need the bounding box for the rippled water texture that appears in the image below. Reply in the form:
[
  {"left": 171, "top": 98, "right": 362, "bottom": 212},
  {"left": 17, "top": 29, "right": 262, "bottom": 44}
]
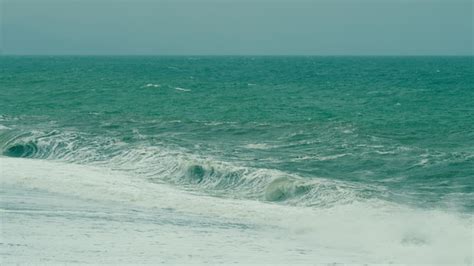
[{"left": 0, "top": 56, "right": 473, "bottom": 264}]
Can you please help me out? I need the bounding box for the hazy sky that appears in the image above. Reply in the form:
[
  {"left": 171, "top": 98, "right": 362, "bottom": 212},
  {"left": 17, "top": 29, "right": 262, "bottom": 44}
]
[{"left": 1, "top": 0, "right": 472, "bottom": 55}]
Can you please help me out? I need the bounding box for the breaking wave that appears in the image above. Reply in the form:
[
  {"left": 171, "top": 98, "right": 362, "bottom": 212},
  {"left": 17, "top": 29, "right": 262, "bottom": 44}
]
[{"left": 0, "top": 128, "right": 386, "bottom": 207}]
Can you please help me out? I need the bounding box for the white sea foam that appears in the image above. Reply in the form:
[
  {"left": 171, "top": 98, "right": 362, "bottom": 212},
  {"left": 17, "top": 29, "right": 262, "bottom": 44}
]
[
  {"left": 175, "top": 87, "right": 191, "bottom": 92},
  {"left": 0, "top": 124, "right": 11, "bottom": 130},
  {"left": 203, "top": 121, "right": 238, "bottom": 126},
  {"left": 243, "top": 143, "right": 273, "bottom": 150},
  {"left": 1, "top": 157, "right": 472, "bottom": 264},
  {"left": 144, "top": 83, "right": 161, "bottom": 88},
  {"left": 416, "top": 158, "right": 430, "bottom": 166},
  {"left": 293, "top": 153, "right": 348, "bottom": 161}
]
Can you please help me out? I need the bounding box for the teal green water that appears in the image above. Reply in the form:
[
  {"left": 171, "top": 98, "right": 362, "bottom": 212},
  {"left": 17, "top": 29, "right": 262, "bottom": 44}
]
[{"left": 1, "top": 56, "right": 473, "bottom": 211}]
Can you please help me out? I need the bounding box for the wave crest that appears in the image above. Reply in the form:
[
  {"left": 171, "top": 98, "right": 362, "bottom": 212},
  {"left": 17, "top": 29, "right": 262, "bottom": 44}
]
[{"left": 0, "top": 129, "right": 383, "bottom": 207}]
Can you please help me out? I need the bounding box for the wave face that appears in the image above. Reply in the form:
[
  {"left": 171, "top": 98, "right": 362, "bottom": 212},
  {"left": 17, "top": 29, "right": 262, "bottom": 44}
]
[
  {"left": 0, "top": 56, "right": 473, "bottom": 263},
  {"left": 0, "top": 128, "right": 380, "bottom": 207}
]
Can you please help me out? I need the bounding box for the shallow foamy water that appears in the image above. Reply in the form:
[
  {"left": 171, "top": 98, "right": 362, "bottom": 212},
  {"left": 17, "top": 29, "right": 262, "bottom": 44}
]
[{"left": 1, "top": 157, "right": 472, "bottom": 264}]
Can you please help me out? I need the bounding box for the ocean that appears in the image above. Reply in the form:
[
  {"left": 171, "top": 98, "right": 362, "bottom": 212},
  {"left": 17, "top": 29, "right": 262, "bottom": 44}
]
[{"left": 0, "top": 56, "right": 473, "bottom": 264}]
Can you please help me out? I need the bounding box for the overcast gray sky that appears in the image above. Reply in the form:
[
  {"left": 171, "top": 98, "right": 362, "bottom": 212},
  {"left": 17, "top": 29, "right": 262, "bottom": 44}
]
[{"left": 1, "top": 0, "right": 472, "bottom": 55}]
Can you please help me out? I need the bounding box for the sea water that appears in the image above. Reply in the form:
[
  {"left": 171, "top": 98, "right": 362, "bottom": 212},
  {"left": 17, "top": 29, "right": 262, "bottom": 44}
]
[{"left": 0, "top": 56, "right": 472, "bottom": 264}]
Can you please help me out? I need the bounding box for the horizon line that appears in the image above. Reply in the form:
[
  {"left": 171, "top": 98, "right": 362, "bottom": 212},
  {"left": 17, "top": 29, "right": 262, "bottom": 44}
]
[{"left": 1, "top": 54, "right": 473, "bottom": 57}]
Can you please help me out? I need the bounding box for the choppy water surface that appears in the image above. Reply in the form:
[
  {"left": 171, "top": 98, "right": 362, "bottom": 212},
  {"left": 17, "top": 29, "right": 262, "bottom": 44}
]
[{"left": 1, "top": 56, "right": 473, "bottom": 264}]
